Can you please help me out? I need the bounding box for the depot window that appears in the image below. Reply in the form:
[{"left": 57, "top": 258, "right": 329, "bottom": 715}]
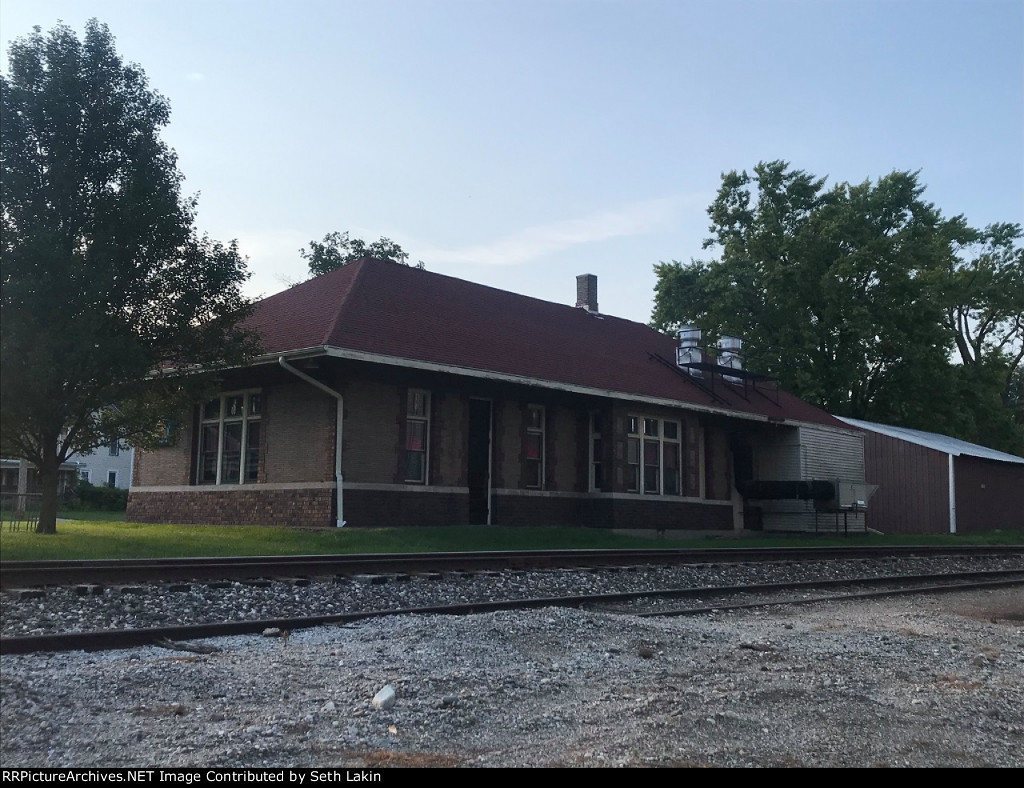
[
  {"left": 405, "top": 389, "right": 430, "bottom": 484},
  {"left": 626, "top": 415, "right": 681, "bottom": 495},
  {"left": 524, "top": 405, "right": 545, "bottom": 488},
  {"left": 198, "top": 391, "right": 262, "bottom": 485}
]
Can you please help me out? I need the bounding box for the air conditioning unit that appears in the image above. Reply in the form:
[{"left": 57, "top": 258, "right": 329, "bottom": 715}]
[{"left": 813, "top": 480, "right": 879, "bottom": 512}]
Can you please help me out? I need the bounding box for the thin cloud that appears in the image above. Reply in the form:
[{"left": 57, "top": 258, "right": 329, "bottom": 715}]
[
  {"left": 422, "top": 195, "right": 704, "bottom": 266},
  {"left": 186, "top": 72, "right": 206, "bottom": 81}
]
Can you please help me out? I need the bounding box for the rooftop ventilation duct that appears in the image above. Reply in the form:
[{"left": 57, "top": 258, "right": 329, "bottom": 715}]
[
  {"left": 676, "top": 326, "right": 704, "bottom": 377},
  {"left": 717, "top": 335, "right": 743, "bottom": 383},
  {"left": 677, "top": 325, "right": 702, "bottom": 347}
]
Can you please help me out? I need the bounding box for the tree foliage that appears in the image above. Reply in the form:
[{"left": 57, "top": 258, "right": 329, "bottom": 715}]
[
  {"left": 652, "top": 161, "right": 1023, "bottom": 454},
  {"left": 299, "top": 231, "right": 423, "bottom": 277},
  {"left": 1, "top": 20, "right": 259, "bottom": 532},
  {"left": 931, "top": 222, "right": 1024, "bottom": 374}
]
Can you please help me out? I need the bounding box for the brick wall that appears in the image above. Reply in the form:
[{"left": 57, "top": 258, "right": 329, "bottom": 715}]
[
  {"left": 133, "top": 418, "right": 194, "bottom": 487},
  {"left": 600, "top": 496, "right": 732, "bottom": 530},
  {"left": 549, "top": 404, "right": 579, "bottom": 492},
  {"left": 128, "top": 487, "right": 334, "bottom": 527},
  {"left": 495, "top": 399, "right": 521, "bottom": 489},
  {"left": 704, "top": 426, "right": 732, "bottom": 500},
  {"left": 341, "top": 379, "right": 402, "bottom": 483},
  {"left": 343, "top": 487, "right": 469, "bottom": 527},
  {"left": 263, "top": 383, "right": 335, "bottom": 483},
  {"left": 684, "top": 413, "right": 700, "bottom": 497},
  {"left": 491, "top": 492, "right": 580, "bottom": 526},
  {"left": 434, "top": 390, "right": 465, "bottom": 486},
  {"left": 491, "top": 491, "right": 732, "bottom": 530}
]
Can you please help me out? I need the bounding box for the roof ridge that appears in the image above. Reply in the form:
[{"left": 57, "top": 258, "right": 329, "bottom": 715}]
[
  {"left": 352, "top": 258, "right": 667, "bottom": 334},
  {"left": 321, "top": 258, "right": 370, "bottom": 345}
]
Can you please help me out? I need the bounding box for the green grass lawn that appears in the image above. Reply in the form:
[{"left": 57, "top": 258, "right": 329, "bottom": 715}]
[
  {"left": 59, "top": 510, "right": 127, "bottom": 522},
  {"left": 1, "top": 514, "right": 1021, "bottom": 561}
]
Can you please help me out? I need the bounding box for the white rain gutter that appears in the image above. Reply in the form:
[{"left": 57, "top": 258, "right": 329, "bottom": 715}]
[
  {"left": 948, "top": 453, "right": 957, "bottom": 535},
  {"left": 278, "top": 357, "right": 345, "bottom": 528}
]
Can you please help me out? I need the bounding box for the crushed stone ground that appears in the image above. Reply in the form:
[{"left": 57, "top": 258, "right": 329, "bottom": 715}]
[{"left": 2, "top": 588, "right": 1021, "bottom": 768}]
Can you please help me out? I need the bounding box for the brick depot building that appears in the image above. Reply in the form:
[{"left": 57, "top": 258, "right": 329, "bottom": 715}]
[{"left": 128, "top": 259, "right": 866, "bottom": 532}]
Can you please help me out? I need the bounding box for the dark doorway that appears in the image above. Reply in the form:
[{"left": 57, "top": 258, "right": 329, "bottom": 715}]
[
  {"left": 732, "top": 443, "right": 754, "bottom": 490},
  {"left": 731, "top": 443, "right": 761, "bottom": 530},
  {"left": 468, "top": 399, "right": 492, "bottom": 525}
]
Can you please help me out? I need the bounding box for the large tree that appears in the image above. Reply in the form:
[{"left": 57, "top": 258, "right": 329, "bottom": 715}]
[
  {"left": 1, "top": 20, "right": 258, "bottom": 533},
  {"left": 299, "top": 231, "right": 423, "bottom": 277},
  {"left": 652, "top": 161, "right": 1023, "bottom": 452},
  {"left": 932, "top": 221, "right": 1024, "bottom": 385}
]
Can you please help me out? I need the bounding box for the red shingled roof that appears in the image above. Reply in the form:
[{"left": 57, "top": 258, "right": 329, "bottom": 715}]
[{"left": 247, "top": 258, "right": 844, "bottom": 428}]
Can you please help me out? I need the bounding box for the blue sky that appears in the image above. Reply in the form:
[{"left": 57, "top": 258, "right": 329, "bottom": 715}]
[{"left": 2, "top": 0, "right": 1021, "bottom": 324}]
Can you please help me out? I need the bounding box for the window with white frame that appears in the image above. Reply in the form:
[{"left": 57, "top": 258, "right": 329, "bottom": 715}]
[
  {"left": 107, "top": 439, "right": 120, "bottom": 457},
  {"left": 626, "top": 415, "right": 681, "bottom": 495},
  {"left": 198, "top": 391, "right": 262, "bottom": 485},
  {"left": 405, "top": 390, "right": 430, "bottom": 483},
  {"left": 107, "top": 470, "right": 118, "bottom": 488},
  {"left": 524, "top": 405, "right": 544, "bottom": 488}
]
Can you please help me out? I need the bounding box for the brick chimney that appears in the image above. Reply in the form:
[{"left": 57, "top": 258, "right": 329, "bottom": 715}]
[{"left": 575, "top": 273, "right": 598, "bottom": 312}]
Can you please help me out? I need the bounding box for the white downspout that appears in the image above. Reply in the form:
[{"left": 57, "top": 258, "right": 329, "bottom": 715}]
[
  {"left": 948, "top": 453, "right": 956, "bottom": 535},
  {"left": 278, "top": 357, "right": 345, "bottom": 528}
]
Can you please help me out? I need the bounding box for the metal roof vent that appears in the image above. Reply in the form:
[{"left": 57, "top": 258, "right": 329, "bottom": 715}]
[
  {"left": 676, "top": 326, "right": 704, "bottom": 377},
  {"left": 717, "top": 335, "right": 743, "bottom": 384},
  {"left": 677, "top": 325, "right": 702, "bottom": 347}
]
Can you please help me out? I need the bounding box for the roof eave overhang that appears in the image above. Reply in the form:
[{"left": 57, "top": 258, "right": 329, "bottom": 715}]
[{"left": 249, "top": 345, "right": 841, "bottom": 431}]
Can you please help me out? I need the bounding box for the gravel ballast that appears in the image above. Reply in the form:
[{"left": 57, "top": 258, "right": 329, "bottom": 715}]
[
  {"left": 2, "top": 557, "right": 1022, "bottom": 768},
  {"left": 3, "top": 554, "right": 1021, "bottom": 636}
]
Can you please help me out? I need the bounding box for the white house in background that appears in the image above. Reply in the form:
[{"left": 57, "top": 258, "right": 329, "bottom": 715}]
[
  {"left": 0, "top": 441, "right": 134, "bottom": 502},
  {"left": 68, "top": 439, "right": 135, "bottom": 489},
  {"left": 0, "top": 458, "right": 80, "bottom": 497}
]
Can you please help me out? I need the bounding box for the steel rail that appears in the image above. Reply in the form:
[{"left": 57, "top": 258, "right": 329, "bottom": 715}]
[
  {"left": 3, "top": 545, "right": 1021, "bottom": 589},
  {"left": 637, "top": 577, "right": 1024, "bottom": 617},
  {"left": 2, "top": 569, "right": 1020, "bottom": 655}
]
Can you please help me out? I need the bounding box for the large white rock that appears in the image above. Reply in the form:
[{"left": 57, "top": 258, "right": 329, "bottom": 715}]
[{"left": 372, "top": 684, "right": 396, "bottom": 710}]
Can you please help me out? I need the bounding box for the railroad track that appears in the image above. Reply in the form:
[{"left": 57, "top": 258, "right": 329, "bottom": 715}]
[
  {"left": 2, "top": 567, "right": 1021, "bottom": 656},
  {"left": 3, "top": 544, "right": 1022, "bottom": 588}
]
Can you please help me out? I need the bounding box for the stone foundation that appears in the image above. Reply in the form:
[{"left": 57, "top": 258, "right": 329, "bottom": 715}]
[
  {"left": 127, "top": 488, "right": 335, "bottom": 528},
  {"left": 128, "top": 485, "right": 734, "bottom": 531}
]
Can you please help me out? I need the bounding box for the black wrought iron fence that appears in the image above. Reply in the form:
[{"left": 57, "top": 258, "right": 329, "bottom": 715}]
[{"left": 0, "top": 492, "right": 42, "bottom": 531}]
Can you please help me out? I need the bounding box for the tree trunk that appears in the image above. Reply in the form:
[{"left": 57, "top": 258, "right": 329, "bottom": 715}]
[{"left": 35, "top": 455, "right": 60, "bottom": 535}]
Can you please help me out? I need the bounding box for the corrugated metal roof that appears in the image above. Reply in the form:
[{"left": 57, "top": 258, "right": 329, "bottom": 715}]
[
  {"left": 246, "top": 258, "right": 848, "bottom": 428},
  {"left": 836, "top": 417, "right": 1024, "bottom": 465}
]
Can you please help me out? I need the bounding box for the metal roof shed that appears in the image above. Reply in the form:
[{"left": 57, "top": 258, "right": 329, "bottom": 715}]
[{"left": 837, "top": 418, "right": 1024, "bottom": 534}]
